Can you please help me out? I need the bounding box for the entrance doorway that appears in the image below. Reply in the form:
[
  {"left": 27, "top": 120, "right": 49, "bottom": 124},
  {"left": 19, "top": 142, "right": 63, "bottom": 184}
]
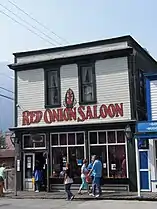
[
  {"left": 23, "top": 152, "right": 47, "bottom": 191},
  {"left": 35, "top": 152, "right": 47, "bottom": 191}
]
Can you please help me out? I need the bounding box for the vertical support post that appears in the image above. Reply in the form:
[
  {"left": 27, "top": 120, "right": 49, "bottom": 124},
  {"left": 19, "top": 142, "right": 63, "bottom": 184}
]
[
  {"left": 14, "top": 142, "right": 17, "bottom": 196},
  {"left": 135, "top": 137, "right": 141, "bottom": 197},
  {"left": 14, "top": 141, "right": 17, "bottom": 196}
]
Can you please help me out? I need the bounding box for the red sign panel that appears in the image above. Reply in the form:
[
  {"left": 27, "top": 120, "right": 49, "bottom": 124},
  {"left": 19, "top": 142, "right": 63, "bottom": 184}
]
[
  {"left": 22, "top": 88, "right": 124, "bottom": 126},
  {"left": 22, "top": 103, "right": 124, "bottom": 126}
]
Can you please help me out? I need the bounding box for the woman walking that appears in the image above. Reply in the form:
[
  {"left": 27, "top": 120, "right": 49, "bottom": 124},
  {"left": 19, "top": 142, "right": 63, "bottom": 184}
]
[
  {"left": 78, "top": 159, "right": 89, "bottom": 194},
  {"left": 64, "top": 163, "right": 74, "bottom": 201}
]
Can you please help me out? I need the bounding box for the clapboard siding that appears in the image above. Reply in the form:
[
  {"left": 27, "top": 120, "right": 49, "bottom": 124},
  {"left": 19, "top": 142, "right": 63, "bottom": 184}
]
[
  {"left": 150, "top": 80, "right": 157, "bottom": 120},
  {"left": 17, "top": 56, "right": 131, "bottom": 127}
]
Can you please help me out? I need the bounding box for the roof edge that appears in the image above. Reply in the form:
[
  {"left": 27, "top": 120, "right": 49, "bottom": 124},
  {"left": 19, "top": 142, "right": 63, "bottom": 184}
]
[{"left": 13, "top": 35, "right": 131, "bottom": 57}]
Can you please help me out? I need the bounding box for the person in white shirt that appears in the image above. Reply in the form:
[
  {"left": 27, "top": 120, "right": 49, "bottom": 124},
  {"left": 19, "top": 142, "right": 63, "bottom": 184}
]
[
  {"left": 78, "top": 159, "right": 89, "bottom": 194},
  {"left": 64, "top": 163, "right": 74, "bottom": 201}
]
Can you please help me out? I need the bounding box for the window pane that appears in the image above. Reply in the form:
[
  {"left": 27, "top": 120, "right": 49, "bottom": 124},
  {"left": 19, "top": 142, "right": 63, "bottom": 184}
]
[
  {"left": 117, "top": 131, "right": 125, "bottom": 143},
  {"left": 82, "top": 66, "right": 93, "bottom": 84},
  {"left": 51, "top": 134, "right": 58, "bottom": 146},
  {"left": 89, "top": 132, "right": 97, "bottom": 144},
  {"left": 68, "top": 133, "right": 75, "bottom": 145},
  {"left": 48, "top": 71, "right": 58, "bottom": 88},
  {"left": 34, "top": 136, "right": 46, "bottom": 148},
  {"left": 25, "top": 155, "right": 33, "bottom": 178},
  {"left": 68, "top": 147, "right": 84, "bottom": 177},
  {"left": 90, "top": 146, "right": 107, "bottom": 178},
  {"left": 76, "top": 133, "right": 84, "bottom": 145},
  {"left": 108, "top": 131, "right": 116, "bottom": 143},
  {"left": 52, "top": 147, "right": 67, "bottom": 178},
  {"left": 23, "top": 135, "right": 33, "bottom": 148},
  {"left": 48, "top": 87, "right": 59, "bottom": 105},
  {"left": 99, "top": 132, "right": 106, "bottom": 144},
  {"left": 108, "top": 145, "right": 126, "bottom": 178},
  {"left": 60, "top": 134, "right": 67, "bottom": 145},
  {"left": 82, "top": 85, "right": 93, "bottom": 101}
]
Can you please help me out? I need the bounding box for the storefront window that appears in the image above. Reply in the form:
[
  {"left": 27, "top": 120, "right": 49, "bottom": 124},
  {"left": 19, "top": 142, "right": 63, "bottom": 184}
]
[
  {"left": 89, "top": 130, "right": 127, "bottom": 179},
  {"left": 90, "top": 146, "right": 107, "bottom": 177},
  {"left": 117, "top": 131, "right": 125, "bottom": 143},
  {"left": 50, "top": 132, "right": 85, "bottom": 178},
  {"left": 52, "top": 147, "right": 67, "bottom": 177},
  {"left": 89, "top": 132, "right": 97, "bottom": 144},
  {"left": 51, "top": 134, "right": 58, "bottom": 146},
  {"left": 108, "top": 131, "right": 116, "bottom": 143},
  {"left": 23, "top": 134, "right": 46, "bottom": 149},
  {"left": 60, "top": 134, "right": 67, "bottom": 145},
  {"left": 99, "top": 132, "right": 106, "bottom": 144},
  {"left": 108, "top": 145, "right": 126, "bottom": 178},
  {"left": 76, "top": 133, "right": 84, "bottom": 145},
  {"left": 68, "top": 133, "right": 75, "bottom": 145}
]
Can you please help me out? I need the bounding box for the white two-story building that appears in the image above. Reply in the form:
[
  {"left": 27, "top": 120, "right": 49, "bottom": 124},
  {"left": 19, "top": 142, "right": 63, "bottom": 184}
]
[{"left": 9, "top": 35, "right": 157, "bottom": 192}]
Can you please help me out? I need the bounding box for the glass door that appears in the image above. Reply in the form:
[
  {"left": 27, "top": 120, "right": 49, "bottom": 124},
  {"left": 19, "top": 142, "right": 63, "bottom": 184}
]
[
  {"left": 90, "top": 146, "right": 107, "bottom": 178},
  {"left": 23, "top": 153, "right": 35, "bottom": 191}
]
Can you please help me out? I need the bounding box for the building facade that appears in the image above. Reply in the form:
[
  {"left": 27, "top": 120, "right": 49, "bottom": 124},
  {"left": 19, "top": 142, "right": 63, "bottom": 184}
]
[
  {"left": 136, "top": 74, "right": 157, "bottom": 192},
  {"left": 9, "top": 36, "right": 157, "bottom": 192}
]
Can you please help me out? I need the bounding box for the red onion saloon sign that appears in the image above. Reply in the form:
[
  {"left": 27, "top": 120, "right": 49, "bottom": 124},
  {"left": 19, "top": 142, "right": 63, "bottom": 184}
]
[{"left": 22, "top": 88, "right": 124, "bottom": 126}]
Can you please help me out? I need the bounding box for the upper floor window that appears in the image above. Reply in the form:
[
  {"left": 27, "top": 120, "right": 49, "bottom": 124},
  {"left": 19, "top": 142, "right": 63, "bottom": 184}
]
[
  {"left": 45, "top": 68, "right": 61, "bottom": 107},
  {"left": 78, "top": 63, "right": 96, "bottom": 104}
]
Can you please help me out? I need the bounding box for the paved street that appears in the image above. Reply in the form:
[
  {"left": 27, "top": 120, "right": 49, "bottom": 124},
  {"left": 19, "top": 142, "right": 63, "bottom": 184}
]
[{"left": 0, "top": 199, "right": 157, "bottom": 209}]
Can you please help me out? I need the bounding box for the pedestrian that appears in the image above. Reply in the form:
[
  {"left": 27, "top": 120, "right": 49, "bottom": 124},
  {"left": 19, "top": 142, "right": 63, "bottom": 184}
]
[
  {"left": 64, "top": 163, "right": 74, "bottom": 201},
  {"left": 88, "top": 155, "right": 102, "bottom": 198},
  {"left": 87, "top": 156, "right": 95, "bottom": 192},
  {"left": 78, "top": 159, "right": 89, "bottom": 194},
  {"left": 33, "top": 162, "right": 43, "bottom": 192},
  {"left": 0, "top": 163, "right": 6, "bottom": 197}
]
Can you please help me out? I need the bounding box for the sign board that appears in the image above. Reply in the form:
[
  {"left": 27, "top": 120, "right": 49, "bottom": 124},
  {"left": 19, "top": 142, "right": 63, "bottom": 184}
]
[
  {"left": 137, "top": 121, "right": 157, "bottom": 133},
  {"left": 22, "top": 88, "right": 124, "bottom": 126}
]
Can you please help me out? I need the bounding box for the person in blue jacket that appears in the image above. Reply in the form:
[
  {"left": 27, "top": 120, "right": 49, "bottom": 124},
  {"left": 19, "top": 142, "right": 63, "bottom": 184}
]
[{"left": 33, "top": 161, "right": 43, "bottom": 192}]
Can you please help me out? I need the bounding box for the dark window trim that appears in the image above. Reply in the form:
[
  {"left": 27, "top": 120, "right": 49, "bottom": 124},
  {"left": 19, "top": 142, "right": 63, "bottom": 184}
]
[
  {"left": 78, "top": 62, "right": 97, "bottom": 105},
  {"left": 44, "top": 67, "right": 61, "bottom": 108}
]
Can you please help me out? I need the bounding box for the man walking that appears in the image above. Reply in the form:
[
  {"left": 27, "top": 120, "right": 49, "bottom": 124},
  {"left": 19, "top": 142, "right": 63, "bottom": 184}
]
[{"left": 88, "top": 155, "right": 102, "bottom": 198}]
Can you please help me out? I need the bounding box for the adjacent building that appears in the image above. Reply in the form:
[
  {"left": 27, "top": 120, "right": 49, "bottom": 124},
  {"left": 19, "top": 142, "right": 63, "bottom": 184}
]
[
  {"left": 8, "top": 35, "right": 157, "bottom": 192},
  {"left": 136, "top": 74, "right": 157, "bottom": 192}
]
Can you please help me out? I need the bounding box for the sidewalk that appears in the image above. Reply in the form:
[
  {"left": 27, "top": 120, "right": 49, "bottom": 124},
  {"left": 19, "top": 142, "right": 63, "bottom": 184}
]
[{"left": 3, "top": 191, "right": 157, "bottom": 201}]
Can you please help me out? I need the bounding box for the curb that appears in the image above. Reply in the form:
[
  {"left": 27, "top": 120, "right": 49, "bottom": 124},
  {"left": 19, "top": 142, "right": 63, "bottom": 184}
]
[{"left": 3, "top": 196, "right": 157, "bottom": 201}]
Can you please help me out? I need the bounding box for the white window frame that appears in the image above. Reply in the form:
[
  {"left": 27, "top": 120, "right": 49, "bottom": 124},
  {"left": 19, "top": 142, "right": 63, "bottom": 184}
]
[
  {"left": 22, "top": 134, "right": 46, "bottom": 150},
  {"left": 50, "top": 131, "right": 86, "bottom": 176},
  {"left": 88, "top": 129, "right": 129, "bottom": 178}
]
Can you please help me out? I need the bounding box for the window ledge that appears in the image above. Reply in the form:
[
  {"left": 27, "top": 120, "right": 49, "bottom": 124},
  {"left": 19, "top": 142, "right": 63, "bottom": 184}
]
[
  {"left": 79, "top": 100, "right": 97, "bottom": 106},
  {"left": 45, "top": 104, "right": 61, "bottom": 109}
]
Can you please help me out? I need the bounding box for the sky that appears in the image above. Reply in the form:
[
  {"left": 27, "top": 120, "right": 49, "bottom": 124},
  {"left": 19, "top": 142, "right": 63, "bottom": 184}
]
[{"left": 0, "top": 0, "right": 157, "bottom": 63}]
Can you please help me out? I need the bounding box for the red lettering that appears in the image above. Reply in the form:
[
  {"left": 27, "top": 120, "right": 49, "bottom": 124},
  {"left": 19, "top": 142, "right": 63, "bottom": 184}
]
[
  {"left": 68, "top": 108, "right": 76, "bottom": 121},
  {"left": 77, "top": 106, "right": 86, "bottom": 122},
  {"left": 107, "top": 104, "right": 115, "bottom": 118},
  {"left": 29, "top": 111, "right": 35, "bottom": 124},
  {"left": 33, "top": 111, "right": 43, "bottom": 123},
  {"left": 63, "top": 108, "right": 69, "bottom": 121},
  {"left": 44, "top": 109, "right": 53, "bottom": 124},
  {"left": 57, "top": 108, "right": 64, "bottom": 121},
  {"left": 86, "top": 106, "right": 94, "bottom": 119},
  {"left": 115, "top": 103, "right": 123, "bottom": 117},
  {"left": 52, "top": 109, "right": 59, "bottom": 122},
  {"left": 93, "top": 105, "right": 99, "bottom": 119},
  {"left": 22, "top": 103, "right": 124, "bottom": 126},
  {"left": 22, "top": 111, "right": 30, "bottom": 125},
  {"left": 100, "top": 105, "right": 108, "bottom": 118}
]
